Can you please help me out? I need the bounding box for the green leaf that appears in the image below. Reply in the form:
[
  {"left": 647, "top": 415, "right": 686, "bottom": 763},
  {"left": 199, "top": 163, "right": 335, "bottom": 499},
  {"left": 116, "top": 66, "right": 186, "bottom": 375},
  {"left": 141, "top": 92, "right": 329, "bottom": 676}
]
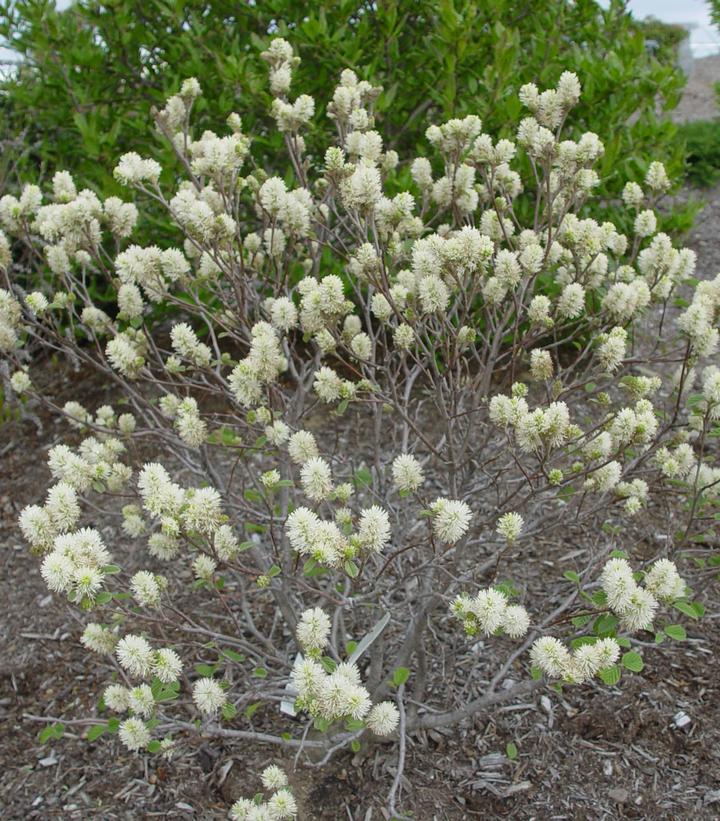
[
  {"left": 392, "top": 667, "right": 410, "bottom": 687},
  {"left": 39, "top": 723, "right": 65, "bottom": 743},
  {"left": 621, "top": 651, "right": 644, "bottom": 673},
  {"left": 147, "top": 740, "right": 162, "bottom": 754},
  {"left": 663, "top": 624, "right": 686, "bottom": 641},
  {"left": 252, "top": 667, "right": 268, "bottom": 678},
  {"left": 268, "top": 564, "right": 282, "bottom": 578},
  {"left": 353, "top": 467, "right": 372, "bottom": 487},
  {"left": 220, "top": 648, "right": 245, "bottom": 663},
  {"left": 344, "top": 560, "right": 359, "bottom": 579},
  {"left": 194, "top": 663, "right": 217, "bottom": 677},
  {"left": 563, "top": 570, "right": 580, "bottom": 583},
  {"left": 244, "top": 488, "right": 263, "bottom": 504},
  {"left": 598, "top": 665, "right": 621, "bottom": 686},
  {"left": 673, "top": 600, "right": 704, "bottom": 620},
  {"left": 530, "top": 666, "right": 543, "bottom": 680},
  {"left": 101, "top": 564, "right": 121, "bottom": 574},
  {"left": 85, "top": 723, "right": 107, "bottom": 742},
  {"left": 593, "top": 613, "right": 619, "bottom": 636},
  {"left": 506, "top": 742, "right": 518, "bottom": 760},
  {"left": 221, "top": 703, "right": 237, "bottom": 721},
  {"left": 351, "top": 739, "right": 361, "bottom": 753},
  {"left": 245, "top": 702, "right": 261, "bottom": 719},
  {"left": 95, "top": 591, "right": 113, "bottom": 605}
]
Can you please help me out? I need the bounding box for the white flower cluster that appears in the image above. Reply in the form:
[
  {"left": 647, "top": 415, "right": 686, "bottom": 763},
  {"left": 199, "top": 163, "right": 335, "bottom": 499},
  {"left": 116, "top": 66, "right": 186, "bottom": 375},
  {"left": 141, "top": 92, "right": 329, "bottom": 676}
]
[
  {"left": 391, "top": 454, "right": 424, "bottom": 493},
  {"left": 116, "top": 634, "right": 182, "bottom": 682},
  {"left": 0, "top": 288, "right": 23, "bottom": 351},
  {"left": 677, "top": 274, "right": 720, "bottom": 357},
  {"left": 292, "top": 608, "right": 399, "bottom": 734},
  {"left": 451, "top": 588, "right": 530, "bottom": 638},
  {"left": 38, "top": 527, "right": 111, "bottom": 603},
  {"left": 490, "top": 388, "right": 574, "bottom": 455},
  {"left": 261, "top": 39, "right": 314, "bottom": 133},
  {"left": 601, "top": 557, "right": 685, "bottom": 631},
  {"left": 429, "top": 498, "right": 472, "bottom": 544},
  {"left": 136, "top": 463, "right": 232, "bottom": 565},
  {"left": 228, "top": 322, "right": 287, "bottom": 408},
  {"left": 192, "top": 676, "right": 227, "bottom": 716},
  {"left": 286, "top": 501, "right": 391, "bottom": 569},
  {"left": 530, "top": 636, "right": 620, "bottom": 684},
  {"left": 230, "top": 765, "right": 297, "bottom": 820}
]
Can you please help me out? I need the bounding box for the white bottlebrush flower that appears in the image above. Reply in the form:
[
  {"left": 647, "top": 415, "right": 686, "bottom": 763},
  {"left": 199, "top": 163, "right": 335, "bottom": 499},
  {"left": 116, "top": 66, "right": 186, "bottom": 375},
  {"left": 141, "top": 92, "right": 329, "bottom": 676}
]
[
  {"left": 19, "top": 505, "right": 56, "bottom": 551},
  {"left": 131, "top": 570, "right": 162, "bottom": 607},
  {"left": 116, "top": 634, "right": 154, "bottom": 678},
  {"left": 557, "top": 282, "right": 585, "bottom": 319},
  {"left": 471, "top": 588, "right": 509, "bottom": 635},
  {"left": 357, "top": 505, "right": 391, "bottom": 553},
  {"left": 267, "top": 788, "right": 297, "bottom": 819},
  {"left": 496, "top": 511, "right": 523, "bottom": 543},
  {"left": 182, "top": 486, "right": 223, "bottom": 534},
  {"left": 118, "top": 717, "right": 151, "bottom": 751},
  {"left": 296, "top": 607, "right": 331, "bottom": 653},
  {"left": 45, "top": 482, "right": 80, "bottom": 531},
  {"left": 313, "top": 367, "right": 344, "bottom": 403},
  {"left": 366, "top": 701, "right": 400, "bottom": 735},
  {"left": 128, "top": 684, "right": 156, "bottom": 718},
  {"left": 229, "top": 798, "right": 255, "bottom": 820},
  {"left": 114, "top": 152, "right": 161, "bottom": 186},
  {"left": 634, "top": 209, "right": 657, "bottom": 238},
  {"left": 10, "top": 370, "right": 31, "bottom": 393},
  {"left": 81, "top": 623, "right": 117, "bottom": 654},
  {"left": 430, "top": 498, "right": 472, "bottom": 544},
  {"left": 153, "top": 648, "right": 183, "bottom": 684},
  {"left": 261, "top": 765, "right": 289, "bottom": 791},
  {"left": 502, "top": 604, "right": 531, "bottom": 638},
  {"left": 288, "top": 430, "right": 318, "bottom": 465},
  {"left": 644, "top": 559, "right": 685, "bottom": 601},
  {"left": 617, "top": 587, "right": 658, "bottom": 632},
  {"left": 530, "top": 636, "right": 571, "bottom": 678},
  {"left": 593, "top": 637, "right": 621, "bottom": 669},
  {"left": 391, "top": 454, "right": 424, "bottom": 493},
  {"left": 600, "top": 558, "right": 636, "bottom": 612},
  {"left": 40, "top": 552, "right": 74, "bottom": 593},
  {"left": 104, "top": 684, "right": 130, "bottom": 713},
  {"left": 72, "top": 564, "right": 104, "bottom": 600},
  {"left": 193, "top": 554, "right": 217, "bottom": 582},
  {"left": 192, "top": 677, "right": 227, "bottom": 716},
  {"left": 300, "top": 457, "right": 333, "bottom": 501}
]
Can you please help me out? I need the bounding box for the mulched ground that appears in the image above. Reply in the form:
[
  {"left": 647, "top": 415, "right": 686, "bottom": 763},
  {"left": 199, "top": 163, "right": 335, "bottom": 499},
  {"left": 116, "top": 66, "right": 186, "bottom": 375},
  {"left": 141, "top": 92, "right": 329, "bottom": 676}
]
[
  {"left": 2, "top": 388, "right": 720, "bottom": 820},
  {"left": 2, "top": 56, "right": 720, "bottom": 821}
]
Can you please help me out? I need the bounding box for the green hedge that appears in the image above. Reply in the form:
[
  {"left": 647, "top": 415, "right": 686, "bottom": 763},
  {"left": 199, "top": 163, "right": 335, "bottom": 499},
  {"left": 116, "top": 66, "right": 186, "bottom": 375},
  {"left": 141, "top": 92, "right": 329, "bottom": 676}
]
[{"left": 0, "top": 0, "right": 693, "bottom": 239}]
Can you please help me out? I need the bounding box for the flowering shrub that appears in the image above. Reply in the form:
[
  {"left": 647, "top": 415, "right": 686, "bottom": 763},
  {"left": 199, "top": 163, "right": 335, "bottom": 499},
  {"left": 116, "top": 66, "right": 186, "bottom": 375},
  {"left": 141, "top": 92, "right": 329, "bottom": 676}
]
[{"left": 1, "top": 39, "right": 719, "bottom": 812}]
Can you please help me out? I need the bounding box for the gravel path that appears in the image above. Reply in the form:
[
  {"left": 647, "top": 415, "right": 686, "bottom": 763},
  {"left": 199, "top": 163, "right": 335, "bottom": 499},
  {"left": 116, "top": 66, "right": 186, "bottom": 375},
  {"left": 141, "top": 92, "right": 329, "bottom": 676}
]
[
  {"left": 672, "top": 55, "right": 720, "bottom": 279},
  {"left": 673, "top": 55, "right": 720, "bottom": 123}
]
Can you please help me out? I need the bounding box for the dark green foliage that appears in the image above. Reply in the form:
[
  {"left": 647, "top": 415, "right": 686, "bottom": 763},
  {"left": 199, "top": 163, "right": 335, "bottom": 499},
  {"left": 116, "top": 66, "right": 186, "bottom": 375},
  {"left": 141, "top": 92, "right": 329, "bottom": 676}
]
[
  {"left": 1, "top": 0, "right": 686, "bottom": 215},
  {"left": 678, "top": 119, "right": 720, "bottom": 188}
]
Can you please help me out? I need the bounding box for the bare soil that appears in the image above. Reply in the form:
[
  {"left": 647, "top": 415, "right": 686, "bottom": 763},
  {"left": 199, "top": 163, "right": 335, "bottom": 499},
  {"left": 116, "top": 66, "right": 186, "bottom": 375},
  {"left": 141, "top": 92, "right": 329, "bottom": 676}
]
[{"left": 2, "top": 364, "right": 720, "bottom": 819}]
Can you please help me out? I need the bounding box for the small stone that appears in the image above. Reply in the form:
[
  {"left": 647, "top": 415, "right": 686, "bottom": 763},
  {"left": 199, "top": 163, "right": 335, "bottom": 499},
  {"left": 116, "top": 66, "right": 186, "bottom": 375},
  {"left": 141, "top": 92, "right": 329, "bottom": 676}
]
[
  {"left": 609, "top": 788, "right": 629, "bottom": 804},
  {"left": 673, "top": 711, "right": 692, "bottom": 729}
]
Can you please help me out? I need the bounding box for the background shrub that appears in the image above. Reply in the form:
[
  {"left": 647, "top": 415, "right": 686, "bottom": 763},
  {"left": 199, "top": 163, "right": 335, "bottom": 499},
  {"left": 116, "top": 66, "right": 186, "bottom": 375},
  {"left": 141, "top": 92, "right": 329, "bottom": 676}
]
[
  {"left": 678, "top": 119, "right": 720, "bottom": 188},
  {"left": 0, "top": 0, "right": 690, "bottom": 238}
]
